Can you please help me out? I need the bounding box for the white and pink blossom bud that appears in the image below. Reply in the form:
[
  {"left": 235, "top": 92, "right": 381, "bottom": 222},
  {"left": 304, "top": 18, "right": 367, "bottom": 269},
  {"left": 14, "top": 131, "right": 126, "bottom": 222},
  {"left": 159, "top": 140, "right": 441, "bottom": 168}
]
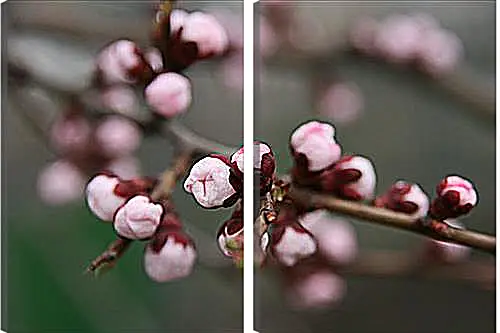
[
  {"left": 230, "top": 142, "right": 275, "bottom": 176},
  {"left": 50, "top": 116, "right": 91, "bottom": 153},
  {"left": 323, "top": 155, "right": 376, "bottom": 201},
  {"left": 374, "top": 14, "right": 423, "bottom": 63},
  {"left": 144, "top": 232, "right": 197, "bottom": 282},
  {"left": 113, "top": 195, "right": 163, "bottom": 239},
  {"left": 217, "top": 217, "right": 243, "bottom": 258},
  {"left": 96, "top": 40, "right": 144, "bottom": 84},
  {"left": 145, "top": 72, "right": 192, "bottom": 118},
  {"left": 169, "top": 9, "right": 189, "bottom": 33},
  {"left": 86, "top": 173, "right": 126, "bottom": 221},
  {"left": 38, "top": 160, "right": 86, "bottom": 205},
  {"left": 417, "top": 29, "right": 463, "bottom": 75},
  {"left": 184, "top": 155, "right": 239, "bottom": 209},
  {"left": 290, "top": 121, "right": 342, "bottom": 172},
  {"left": 95, "top": 116, "right": 142, "bottom": 158},
  {"left": 176, "top": 11, "right": 229, "bottom": 57},
  {"left": 288, "top": 270, "right": 346, "bottom": 309},
  {"left": 430, "top": 175, "right": 478, "bottom": 220},
  {"left": 271, "top": 224, "right": 317, "bottom": 267},
  {"left": 300, "top": 210, "right": 358, "bottom": 265},
  {"left": 318, "top": 82, "right": 364, "bottom": 125},
  {"left": 375, "top": 181, "right": 430, "bottom": 218},
  {"left": 145, "top": 48, "right": 164, "bottom": 72}
]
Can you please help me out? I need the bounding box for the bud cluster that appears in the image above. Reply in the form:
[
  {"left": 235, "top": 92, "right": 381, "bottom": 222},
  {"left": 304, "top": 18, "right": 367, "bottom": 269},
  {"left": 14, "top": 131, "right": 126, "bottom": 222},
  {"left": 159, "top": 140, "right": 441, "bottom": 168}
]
[
  {"left": 184, "top": 142, "right": 276, "bottom": 265},
  {"left": 85, "top": 173, "right": 197, "bottom": 282},
  {"left": 350, "top": 12, "right": 463, "bottom": 75},
  {"left": 38, "top": 104, "right": 142, "bottom": 205},
  {"left": 290, "top": 120, "right": 377, "bottom": 201}
]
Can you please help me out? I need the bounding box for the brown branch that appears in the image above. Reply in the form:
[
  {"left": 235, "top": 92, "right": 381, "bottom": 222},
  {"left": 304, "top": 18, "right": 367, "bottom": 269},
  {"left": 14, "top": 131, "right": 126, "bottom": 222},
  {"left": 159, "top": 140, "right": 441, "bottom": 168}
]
[
  {"left": 287, "top": 185, "right": 496, "bottom": 255},
  {"left": 341, "top": 250, "right": 495, "bottom": 290},
  {"left": 85, "top": 237, "right": 132, "bottom": 276}
]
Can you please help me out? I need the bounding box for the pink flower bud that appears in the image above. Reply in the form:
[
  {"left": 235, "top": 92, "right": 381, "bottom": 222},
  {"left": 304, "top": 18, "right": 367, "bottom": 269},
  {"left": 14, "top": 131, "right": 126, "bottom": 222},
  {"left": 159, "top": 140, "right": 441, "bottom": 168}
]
[
  {"left": 179, "top": 12, "right": 229, "bottom": 57},
  {"left": 374, "top": 14, "right": 422, "bottom": 63},
  {"left": 113, "top": 195, "right": 163, "bottom": 239},
  {"left": 217, "top": 217, "right": 243, "bottom": 258},
  {"left": 288, "top": 270, "right": 346, "bottom": 309},
  {"left": 50, "top": 116, "right": 91, "bottom": 153},
  {"left": 144, "top": 232, "right": 197, "bottom": 282},
  {"left": 101, "top": 86, "right": 140, "bottom": 117},
  {"left": 86, "top": 174, "right": 126, "bottom": 221},
  {"left": 230, "top": 142, "right": 275, "bottom": 176},
  {"left": 375, "top": 181, "right": 429, "bottom": 218},
  {"left": 417, "top": 28, "right": 463, "bottom": 75},
  {"left": 96, "top": 40, "right": 144, "bottom": 84},
  {"left": 318, "top": 82, "right": 364, "bottom": 125},
  {"left": 170, "top": 9, "right": 189, "bottom": 34},
  {"left": 290, "top": 121, "right": 342, "bottom": 172},
  {"left": 324, "top": 155, "right": 376, "bottom": 201},
  {"left": 271, "top": 223, "right": 317, "bottom": 267},
  {"left": 145, "top": 48, "right": 163, "bottom": 72},
  {"left": 430, "top": 175, "right": 478, "bottom": 220},
  {"left": 145, "top": 72, "right": 192, "bottom": 118},
  {"left": 95, "top": 116, "right": 141, "bottom": 158},
  {"left": 184, "top": 156, "right": 239, "bottom": 208},
  {"left": 38, "top": 160, "right": 85, "bottom": 205},
  {"left": 300, "top": 210, "right": 358, "bottom": 265}
]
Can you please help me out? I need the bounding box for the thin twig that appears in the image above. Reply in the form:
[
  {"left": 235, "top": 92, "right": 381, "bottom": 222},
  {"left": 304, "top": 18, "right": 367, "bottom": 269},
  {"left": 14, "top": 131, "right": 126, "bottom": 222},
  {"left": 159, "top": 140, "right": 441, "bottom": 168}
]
[{"left": 287, "top": 185, "right": 496, "bottom": 255}]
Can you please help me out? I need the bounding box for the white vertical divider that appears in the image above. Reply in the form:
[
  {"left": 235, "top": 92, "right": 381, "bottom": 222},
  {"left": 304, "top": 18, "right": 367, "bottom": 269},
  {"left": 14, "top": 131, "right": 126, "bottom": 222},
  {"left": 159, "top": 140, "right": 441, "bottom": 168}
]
[{"left": 243, "top": 0, "right": 256, "bottom": 332}]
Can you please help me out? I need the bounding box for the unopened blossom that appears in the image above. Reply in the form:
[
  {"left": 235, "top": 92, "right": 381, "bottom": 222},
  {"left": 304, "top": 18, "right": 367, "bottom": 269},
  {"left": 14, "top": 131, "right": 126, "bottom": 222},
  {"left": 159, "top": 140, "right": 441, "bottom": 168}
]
[
  {"left": 290, "top": 121, "right": 342, "bottom": 172},
  {"left": 86, "top": 174, "right": 126, "bottom": 221},
  {"left": 96, "top": 39, "right": 145, "bottom": 84},
  {"left": 50, "top": 115, "right": 91, "bottom": 153},
  {"left": 38, "top": 160, "right": 86, "bottom": 205},
  {"left": 300, "top": 210, "right": 358, "bottom": 265},
  {"left": 95, "top": 116, "right": 141, "bottom": 158},
  {"left": 318, "top": 82, "right": 364, "bottom": 125},
  {"left": 217, "top": 217, "right": 243, "bottom": 258},
  {"left": 373, "top": 14, "right": 422, "bottom": 63},
  {"left": 114, "top": 195, "right": 163, "bottom": 239},
  {"left": 144, "top": 230, "right": 197, "bottom": 282},
  {"left": 145, "top": 72, "right": 192, "bottom": 118},
  {"left": 430, "top": 175, "right": 478, "bottom": 220},
  {"left": 288, "top": 270, "right": 346, "bottom": 309},
  {"left": 184, "top": 155, "right": 239, "bottom": 209},
  {"left": 230, "top": 142, "right": 275, "bottom": 177},
  {"left": 323, "top": 155, "right": 376, "bottom": 201},
  {"left": 270, "top": 223, "right": 317, "bottom": 267},
  {"left": 172, "top": 10, "right": 229, "bottom": 57},
  {"left": 375, "top": 180, "right": 429, "bottom": 219},
  {"left": 145, "top": 48, "right": 164, "bottom": 72},
  {"left": 417, "top": 28, "right": 463, "bottom": 75}
]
